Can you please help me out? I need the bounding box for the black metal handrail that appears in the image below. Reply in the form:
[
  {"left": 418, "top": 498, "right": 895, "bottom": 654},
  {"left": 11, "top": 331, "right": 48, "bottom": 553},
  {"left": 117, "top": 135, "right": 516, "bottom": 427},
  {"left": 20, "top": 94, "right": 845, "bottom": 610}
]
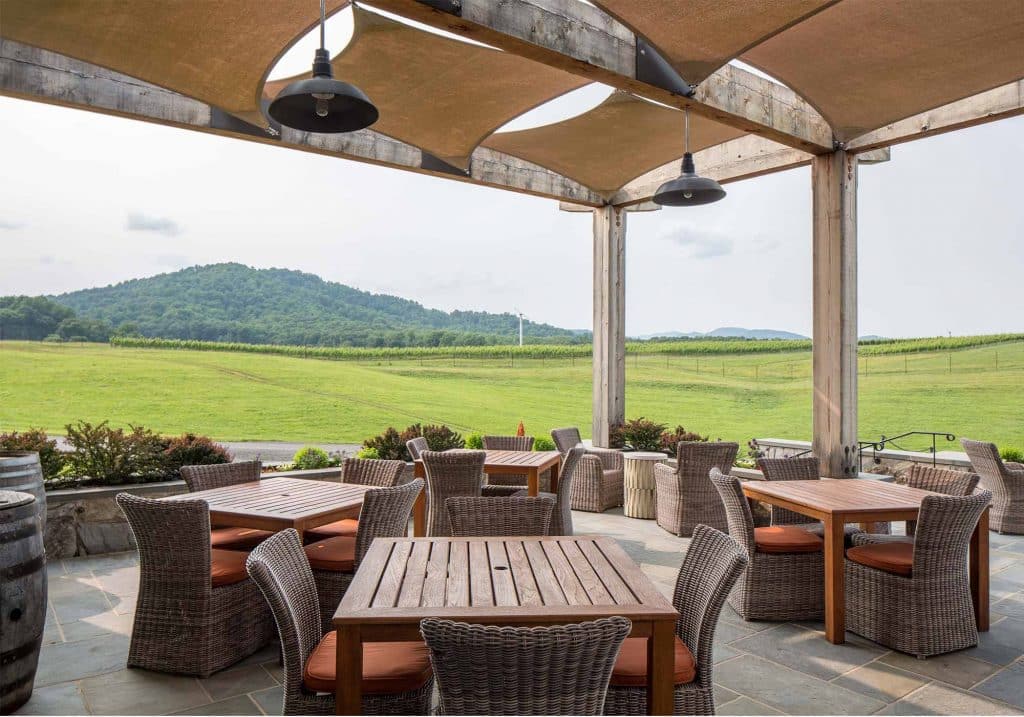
[{"left": 857, "top": 431, "right": 956, "bottom": 472}]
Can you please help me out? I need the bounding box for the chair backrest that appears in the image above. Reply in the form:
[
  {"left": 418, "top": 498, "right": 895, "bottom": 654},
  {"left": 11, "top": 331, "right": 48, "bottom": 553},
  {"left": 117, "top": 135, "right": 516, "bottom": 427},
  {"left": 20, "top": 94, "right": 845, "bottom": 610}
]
[
  {"left": 446, "top": 496, "right": 554, "bottom": 536},
  {"left": 482, "top": 435, "right": 534, "bottom": 452},
  {"left": 551, "top": 445, "right": 585, "bottom": 535},
  {"left": 551, "top": 427, "right": 583, "bottom": 456},
  {"left": 116, "top": 493, "right": 212, "bottom": 600},
  {"left": 245, "top": 530, "right": 322, "bottom": 708},
  {"left": 341, "top": 457, "right": 405, "bottom": 487},
  {"left": 709, "top": 469, "right": 756, "bottom": 557},
  {"left": 900, "top": 464, "right": 980, "bottom": 496},
  {"left": 756, "top": 456, "right": 820, "bottom": 526},
  {"left": 675, "top": 441, "right": 739, "bottom": 478},
  {"left": 912, "top": 490, "right": 992, "bottom": 580},
  {"left": 354, "top": 479, "right": 423, "bottom": 568},
  {"left": 406, "top": 437, "right": 429, "bottom": 461},
  {"left": 420, "top": 616, "right": 631, "bottom": 716},
  {"left": 961, "top": 439, "right": 1013, "bottom": 497},
  {"left": 421, "top": 450, "right": 485, "bottom": 537},
  {"left": 180, "top": 460, "right": 261, "bottom": 492},
  {"left": 672, "top": 525, "right": 748, "bottom": 689}
]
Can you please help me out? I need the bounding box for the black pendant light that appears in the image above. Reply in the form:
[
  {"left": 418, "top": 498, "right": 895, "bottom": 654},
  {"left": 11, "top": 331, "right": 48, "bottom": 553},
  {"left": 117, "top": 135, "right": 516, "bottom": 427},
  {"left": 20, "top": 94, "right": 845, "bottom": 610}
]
[
  {"left": 268, "top": 0, "right": 378, "bottom": 133},
  {"left": 653, "top": 108, "right": 726, "bottom": 207}
]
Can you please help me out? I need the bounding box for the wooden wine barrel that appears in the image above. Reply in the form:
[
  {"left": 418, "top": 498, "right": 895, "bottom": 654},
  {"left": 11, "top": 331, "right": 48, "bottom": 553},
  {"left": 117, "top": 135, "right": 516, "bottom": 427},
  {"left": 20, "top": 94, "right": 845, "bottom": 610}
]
[
  {"left": 0, "top": 490, "right": 47, "bottom": 715},
  {"left": 0, "top": 452, "right": 45, "bottom": 532}
]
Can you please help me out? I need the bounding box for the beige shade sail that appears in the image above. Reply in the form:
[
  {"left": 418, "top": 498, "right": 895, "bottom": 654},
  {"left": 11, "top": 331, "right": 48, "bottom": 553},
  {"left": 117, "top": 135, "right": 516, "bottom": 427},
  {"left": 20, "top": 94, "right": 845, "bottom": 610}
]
[
  {"left": 0, "top": 0, "right": 348, "bottom": 122},
  {"left": 265, "top": 6, "right": 589, "bottom": 169},
  {"left": 742, "top": 0, "right": 1024, "bottom": 141},
  {"left": 592, "top": 0, "right": 836, "bottom": 84},
  {"left": 483, "top": 91, "right": 747, "bottom": 197}
]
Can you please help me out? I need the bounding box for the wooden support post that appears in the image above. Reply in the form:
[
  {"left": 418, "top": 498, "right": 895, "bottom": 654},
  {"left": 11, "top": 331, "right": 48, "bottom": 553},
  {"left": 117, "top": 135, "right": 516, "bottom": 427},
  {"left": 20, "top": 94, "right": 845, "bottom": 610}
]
[
  {"left": 811, "top": 150, "right": 859, "bottom": 478},
  {"left": 592, "top": 206, "right": 626, "bottom": 448}
]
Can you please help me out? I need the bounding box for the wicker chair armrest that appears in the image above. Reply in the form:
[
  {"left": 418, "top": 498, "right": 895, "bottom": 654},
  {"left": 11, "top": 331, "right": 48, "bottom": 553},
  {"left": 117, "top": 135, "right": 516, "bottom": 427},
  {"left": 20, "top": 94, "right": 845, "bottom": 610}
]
[
  {"left": 850, "top": 533, "right": 912, "bottom": 547},
  {"left": 1005, "top": 463, "right": 1024, "bottom": 473},
  {"left": 587, "top": 447, "right": 623, "bottom": 471},
  {"left": 653, "top": 462, "right": 676, "bottom": 482},
  {"left": 578, "top": 454, "right": 606, "bottom": 480},
  {"left": 482, "top": 485, "right": 523, "bottom": 497}
]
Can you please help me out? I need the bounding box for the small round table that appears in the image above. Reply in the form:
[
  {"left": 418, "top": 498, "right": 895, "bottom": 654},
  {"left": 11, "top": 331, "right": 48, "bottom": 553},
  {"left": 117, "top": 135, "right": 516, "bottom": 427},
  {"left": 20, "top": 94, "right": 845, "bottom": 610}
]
[{"left": 623, "top": 451, "right": 667, "bottom": 519}]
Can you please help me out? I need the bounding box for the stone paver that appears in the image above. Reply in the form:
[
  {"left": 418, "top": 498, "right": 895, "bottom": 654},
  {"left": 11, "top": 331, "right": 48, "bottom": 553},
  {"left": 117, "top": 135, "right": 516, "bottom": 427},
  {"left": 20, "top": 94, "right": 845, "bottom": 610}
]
[{"left": 14, "top": 509, "right": 1024, "bottom": 716}]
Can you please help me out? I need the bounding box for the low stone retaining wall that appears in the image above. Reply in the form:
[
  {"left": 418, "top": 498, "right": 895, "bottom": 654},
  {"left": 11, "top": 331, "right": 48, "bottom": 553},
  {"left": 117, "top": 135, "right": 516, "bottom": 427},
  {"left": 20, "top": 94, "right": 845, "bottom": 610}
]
[
  {"left": 43, "top": 467, "right": 345, "bottom": 559},
  {"left": 753, "top": 437, "right": 972, "bottom": 476}
]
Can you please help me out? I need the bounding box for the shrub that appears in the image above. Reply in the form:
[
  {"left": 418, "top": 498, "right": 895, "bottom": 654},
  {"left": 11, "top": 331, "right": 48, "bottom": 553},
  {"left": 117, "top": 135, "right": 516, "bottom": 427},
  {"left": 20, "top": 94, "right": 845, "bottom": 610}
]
[
  {"left": 357, "top": 446, "right": 380, "bottom": 459},
  {"left": 293, "top": 446, "right": 331, "bottom": 470},
  {"left": 62, "top": 420, "right": 166, "bottom": 485},
  {"left": 659, "top": 425, "right": 708, "bottom": 457},
  {"left": 465, "top": 433, "right": 484, "bottom": 450},
  {"left": 0, "top": 428, "right": 65, "bottom": 480},
  {"left": 162, "top": 433, "right": 231, "bottom": 474},
  {"left": 362, "top": 427, "right": 407, "bottom": 461},
  {"left": 362, "top": 423, "right": 466, "bottom": 461},
  {"left": 420, "top": 424, "right": 465, "bottom": 452},
  {"left": 612, "top": 418, "right": 667, "bottom": 452},
  {"left": 534, "top": 436, "right": 556, "bottom": 452},
  {"left": 1001, "top": 447, "right": 1024, "bottom": 463}
]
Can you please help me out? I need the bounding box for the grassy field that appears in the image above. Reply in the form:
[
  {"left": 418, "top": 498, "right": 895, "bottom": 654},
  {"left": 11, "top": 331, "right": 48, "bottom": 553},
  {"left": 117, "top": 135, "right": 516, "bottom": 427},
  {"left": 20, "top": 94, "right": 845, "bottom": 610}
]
[{"left": 1, "top": 340, "right": 1022, "bottom": 451}]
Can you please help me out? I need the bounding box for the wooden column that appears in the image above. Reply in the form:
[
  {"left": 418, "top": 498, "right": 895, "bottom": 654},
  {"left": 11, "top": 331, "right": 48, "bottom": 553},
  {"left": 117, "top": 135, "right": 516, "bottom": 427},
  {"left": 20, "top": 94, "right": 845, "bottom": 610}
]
[
  {"left": 811, "top": 150, "right": 859, "bottom": 477},
  {"left": 592, "top": 205, "right": 626, "bottom": 447}
]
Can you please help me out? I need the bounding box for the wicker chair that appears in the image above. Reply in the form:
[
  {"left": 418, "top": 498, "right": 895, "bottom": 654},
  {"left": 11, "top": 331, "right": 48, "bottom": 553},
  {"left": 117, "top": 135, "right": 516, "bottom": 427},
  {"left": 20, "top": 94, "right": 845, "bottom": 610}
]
[
  {"left": 304, "top": 459, "right": 406, "bottom": 542},
  {"left": 513, "top": 445, "right": 584, "bottom": 535},
  {"left": 421, "top": 450, "right": 486, "bottom": 537},
  {"left": 406, "top": 437, "right": 428, "bottom": 461},
  {"left": 421, "top": 616, "right": 631, "bottom": 716},
  {"left": 845, "top": 490, "right": 992, "bottom": 657},
  {"left": 656, "top": 442, "right": 738, "bottom": 537},
  {"left": 116, "top": 493, "right": 274, "bottom": 677},
  {"left": 551, "top": 427, "right": 624, "bottom": 511},
  {"left": 756, "top": 457, "right": 864, "bottom": 541},
  {"left": 180, "top": 460, "right": 273, "bottom": 551},
  {"left": 304, "top": 480, "right": 423, "bottom": 632},
  {"left": 896, "top": 464, "right": 980, "bottom": 537},
  {"left": 246, "top": 530, "right": 434, "bottom": 715},
  {"left": 482, "top": 435, "right": 534, "bottom": 489},
  {"left": 962, "top": 438, "right": 1024, "bottom": 534},
  {"left": 446, "top": 496, "right": 555, "bottom": 536},
  {"left": 710, "top": 470, "right": 824, "bottom": 621},
  {"left": 604, "top": 525, "right": 748, "bottom": 716}
]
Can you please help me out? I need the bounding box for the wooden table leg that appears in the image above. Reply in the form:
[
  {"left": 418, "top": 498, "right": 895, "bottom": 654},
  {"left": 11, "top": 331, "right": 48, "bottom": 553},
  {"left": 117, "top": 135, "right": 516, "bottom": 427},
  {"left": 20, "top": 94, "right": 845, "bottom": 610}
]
[
  {"left": 823, "top": 516, "right": 846, "bottom": 644},
  {"left": 528, "top": 469, "right": 539, "bottom": 497},
  {"left": 647, "top": 620, "right": 674, "bottom": 715},
  {"left": 970, "top": 507, "right": 990, "bottom": 631},
  {"left": 412, "top": 491, "right": 425, "bottom": 537},
  {"left": 549, "top": 459, "right": 560, "bottom": 495},
  {"left": 335, "top": 624, "right": 362, "bottom": 715}
]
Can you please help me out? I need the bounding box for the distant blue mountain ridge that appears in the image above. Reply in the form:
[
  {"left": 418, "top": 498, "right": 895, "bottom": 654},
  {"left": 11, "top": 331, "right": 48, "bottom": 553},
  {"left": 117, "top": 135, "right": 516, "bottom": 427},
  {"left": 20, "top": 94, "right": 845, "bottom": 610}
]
[{"left": 634, "top": 327, "right": 809, "bottom": 340}]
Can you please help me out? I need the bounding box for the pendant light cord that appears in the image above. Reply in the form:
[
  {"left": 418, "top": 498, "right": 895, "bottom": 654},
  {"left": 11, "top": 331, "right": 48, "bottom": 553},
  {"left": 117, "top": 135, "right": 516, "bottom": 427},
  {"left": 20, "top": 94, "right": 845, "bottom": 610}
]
[{"left": 320, "top": 0, "right": 326, "bottom": 51}]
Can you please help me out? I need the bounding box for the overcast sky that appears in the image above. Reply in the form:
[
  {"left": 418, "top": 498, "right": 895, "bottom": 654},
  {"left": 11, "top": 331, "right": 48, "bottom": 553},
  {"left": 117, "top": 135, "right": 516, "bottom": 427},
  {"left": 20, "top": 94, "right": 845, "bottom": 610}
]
[{"left": 1, "top": 13, "right": 1022, "bottom": 339}]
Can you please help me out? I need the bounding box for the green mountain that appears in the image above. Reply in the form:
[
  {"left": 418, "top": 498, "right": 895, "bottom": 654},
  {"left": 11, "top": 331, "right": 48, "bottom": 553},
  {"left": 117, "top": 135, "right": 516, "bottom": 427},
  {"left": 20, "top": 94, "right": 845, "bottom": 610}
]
[{"left": 47, "top": 263, "right": 581, "bottom": 347}]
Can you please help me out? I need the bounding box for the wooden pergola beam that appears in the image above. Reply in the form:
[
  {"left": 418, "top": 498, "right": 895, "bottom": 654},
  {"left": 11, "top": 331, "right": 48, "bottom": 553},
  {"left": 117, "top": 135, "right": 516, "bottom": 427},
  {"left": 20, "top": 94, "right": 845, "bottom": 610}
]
[
  {"left": 364, "top": 0, "right": 835, "bottom": 154},
  {"left": 0, "top": 39, "right": 606, "bottom": 207}
]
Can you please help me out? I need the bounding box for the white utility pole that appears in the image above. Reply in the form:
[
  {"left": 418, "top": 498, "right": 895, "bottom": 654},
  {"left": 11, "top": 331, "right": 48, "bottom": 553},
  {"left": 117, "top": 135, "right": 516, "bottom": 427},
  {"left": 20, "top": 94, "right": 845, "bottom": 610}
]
[{"left": 517, "top": 312, "right": 525, "bottom": 346}]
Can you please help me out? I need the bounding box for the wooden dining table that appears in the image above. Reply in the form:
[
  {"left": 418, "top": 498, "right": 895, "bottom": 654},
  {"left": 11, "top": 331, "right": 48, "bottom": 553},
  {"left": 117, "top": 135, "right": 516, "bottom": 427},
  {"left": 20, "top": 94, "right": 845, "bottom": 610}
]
[
  {"left": 741, "top": 478, "right": 990, "bottom": 644},
  {"left": 410, "top": 450, "right": 562, "bottom": 537},
  {"left": 332, "top": 535, "right": 678, "bottom": 715},
  {"left": 164, "top": 476, "right": 372, "bottom": 541}
]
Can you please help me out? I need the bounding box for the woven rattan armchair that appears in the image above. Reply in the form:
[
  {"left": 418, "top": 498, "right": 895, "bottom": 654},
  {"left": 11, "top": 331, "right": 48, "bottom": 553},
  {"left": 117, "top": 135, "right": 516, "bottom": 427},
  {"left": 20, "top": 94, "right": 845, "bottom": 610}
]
[
  {"left": 845, "top": 490, "right": 992, "bottom": 657},
  {"left": 116, "top": 493, "right": 273, "bottom": 677},
  {"left": 604, "top": 525, "right": 748, "bottom": 716},
  {"left": 446, "top": 496, "right": 555, "bottom": 536},
  {"left": 756, "top": 457, "right": 864, "bottom": 541},
  {"left": 421, "top": 450, "right": 486, "bottom": 537},
  {"left": 962, "top": 438, "right": 1024, "bottom": 534},
  {"left": 246, "top": 530, "right": 434, "bottom": 715},
  {"left": 551, "top": 428, "right": 623, "bottom": 512},
  {"left": 656, "top": 442, "right": 738, "bottom": 537},
  {"left": 710, "top": 470, "right": 824, "bottom": 621},
  {"left": 304, "top": 479, "right": 423, "bottom": 632},
  {"left": 304, "top": 458, "right": 406, "bottom": 542},
  {"left": 421, "top": 616, "right": 631, "bottom": 716},
  {"left": 482, "top": 435, "right": 534, "bottom": 489},
  {"left": 180, "top": 460, "right": 273, "bottom": 551},
  {"left": 513, "top": 445, "right": 583, "bottom": 534},
  {"left": 896, "top": 464, "right": 980, "bottom": 537}
]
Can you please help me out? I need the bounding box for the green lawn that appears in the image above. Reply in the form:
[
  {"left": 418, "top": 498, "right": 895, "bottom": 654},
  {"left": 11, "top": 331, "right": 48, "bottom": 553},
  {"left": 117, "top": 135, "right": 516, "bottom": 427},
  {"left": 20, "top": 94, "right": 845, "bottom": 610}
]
[{"left": 1, "top": 341, "right": 1022, "bottom": 451}]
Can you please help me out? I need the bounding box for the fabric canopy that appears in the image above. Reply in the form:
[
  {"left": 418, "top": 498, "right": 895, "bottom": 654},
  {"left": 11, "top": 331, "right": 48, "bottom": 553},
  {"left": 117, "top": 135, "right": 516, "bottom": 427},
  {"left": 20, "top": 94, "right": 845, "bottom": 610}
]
[
  {"left": 483, "top": 91, "right": 746, "bottom": 197},
  {"left": 0, "top": 0, "right": 347, "bottom": 122},
  {"left": 265, "top": 7, "right": 589, "bottom": 169}
]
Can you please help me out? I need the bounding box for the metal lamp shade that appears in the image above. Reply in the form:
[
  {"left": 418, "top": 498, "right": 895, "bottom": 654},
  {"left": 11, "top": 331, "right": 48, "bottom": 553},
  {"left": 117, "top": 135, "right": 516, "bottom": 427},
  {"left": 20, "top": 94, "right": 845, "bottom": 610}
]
[
  {"left": 268, "top": 75, "right": 378, "bottom": 133},
  {"left": 653, "top": 152, "right": 726, "bottom": 207}
]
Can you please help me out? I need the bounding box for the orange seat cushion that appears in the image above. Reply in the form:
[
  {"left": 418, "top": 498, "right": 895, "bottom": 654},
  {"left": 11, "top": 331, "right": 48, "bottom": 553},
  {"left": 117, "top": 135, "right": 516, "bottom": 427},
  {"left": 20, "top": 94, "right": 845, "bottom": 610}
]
[
  {"left": 210, "top": 549, "right": 250, "bottom": 587},
  {"left": 304, "top": 519, "right": 359, "bottom": 542},
  {"left": 210, "top": 526, "right": 274, "bottom": 551},
  {"left": 847, "top": 542, "right": 914, "bottom": 577},
  {"left": 610, "top": 636, "right": 696, "bottom": 687},
  {"left": 304, "top": 536, "right": 356, "bottom": 572},
  {"left": 754, "top": 526, "right": 824, "bottom": 554},
  {"left": 303, "top": 631, "right": 433, "bottom": 695}
]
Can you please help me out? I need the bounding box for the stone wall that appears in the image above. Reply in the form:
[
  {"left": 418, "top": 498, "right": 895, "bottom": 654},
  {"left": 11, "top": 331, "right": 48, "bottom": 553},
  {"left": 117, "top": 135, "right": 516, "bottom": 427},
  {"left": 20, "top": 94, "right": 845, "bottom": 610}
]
[{"left": 752, "top": 437, "right": 972, "bottom": 478}]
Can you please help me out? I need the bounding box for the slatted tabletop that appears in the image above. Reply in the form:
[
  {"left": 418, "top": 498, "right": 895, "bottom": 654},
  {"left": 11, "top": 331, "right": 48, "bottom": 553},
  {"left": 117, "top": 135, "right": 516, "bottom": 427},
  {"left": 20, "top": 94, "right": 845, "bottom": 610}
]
[
  {"left": 164, "top": 476, "right": 371, "bottom": 535},
  {"left": 332, "top": 536, "right": 678, "bottom": 714}
]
